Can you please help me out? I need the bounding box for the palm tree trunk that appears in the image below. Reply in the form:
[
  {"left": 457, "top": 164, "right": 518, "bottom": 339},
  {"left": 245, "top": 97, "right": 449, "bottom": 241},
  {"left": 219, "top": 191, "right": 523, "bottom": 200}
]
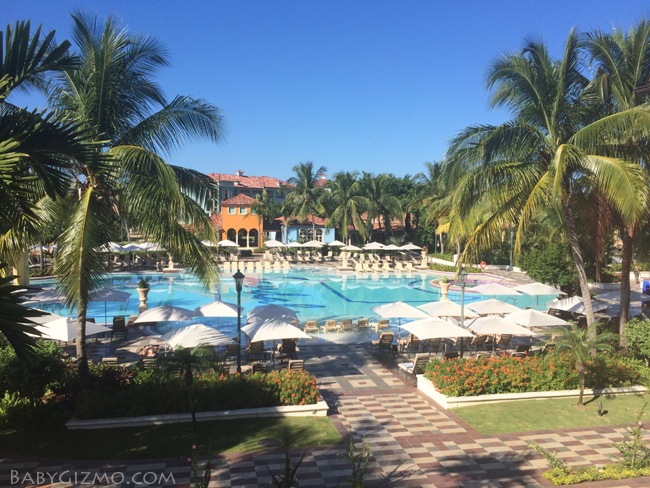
[
  {"left": 562, "top": 200, "right": 595, "bottom": 327},
  {"left": 76, "top": 300, "right": 89, "bottom": 384},
  {"left": 186, "top": 368, "right": 197, "bottom": 433},
  {"left": 619, "top": 224, "right": 635, "bottom": 351},
  {"left": 578, "top": 372, "right": 585, "bottom": 407}
]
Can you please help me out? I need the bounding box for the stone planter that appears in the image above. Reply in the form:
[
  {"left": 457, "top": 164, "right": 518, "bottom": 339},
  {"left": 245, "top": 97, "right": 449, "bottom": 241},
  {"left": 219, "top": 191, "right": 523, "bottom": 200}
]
[
  {"left": 136, "top": 287, "right": 149, "bottom": 312},
  {"left": 440, "top": 281, "right": 451, "bottom": 301}
]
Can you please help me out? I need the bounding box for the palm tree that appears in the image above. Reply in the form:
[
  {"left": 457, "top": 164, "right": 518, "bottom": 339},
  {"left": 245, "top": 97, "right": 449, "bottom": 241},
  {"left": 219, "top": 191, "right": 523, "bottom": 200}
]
[
  {"left": 585, "top": 20, "right": 650, "bottom": 338},
  {"left": 323, "top": 171, "right": 366, "bottom": 244},
  {"left": 446, "top": 31, "right": 650, "bottom": 326},
  {"left": 358, "top": 172, "right": 402, "bottom": 242},
  {"left": 553, "top": 322, "right": 617, "bottom": 408},
  {"left": 44, "top": 12, "right": 225, "bottom": 381},
  {"left": 282, "top": 161, "right": 327, "bottom": 239}
]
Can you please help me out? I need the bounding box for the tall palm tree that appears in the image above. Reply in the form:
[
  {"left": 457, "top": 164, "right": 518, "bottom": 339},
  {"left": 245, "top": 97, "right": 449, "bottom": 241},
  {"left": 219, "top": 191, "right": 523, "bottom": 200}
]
[
  {"left": 323, "top": 171, "right": 366, "bottom": 244},
  {"left": 45, "top": 12, "right": 225, "bottom": 381},
  {"left": 585, "top": 20, "right": 650, "bottom": 337},
  {"left": 553, "top": 322, "right": 617, "bottom": 408},
  {"left": 358, "top": 172, "right": 402, "bottom": 242},
  {"left": 282, "top": 161, "right": 327, "bottom": 239},
  {"left": 446, "top": 31, "right": 650, "bottom": 326}
]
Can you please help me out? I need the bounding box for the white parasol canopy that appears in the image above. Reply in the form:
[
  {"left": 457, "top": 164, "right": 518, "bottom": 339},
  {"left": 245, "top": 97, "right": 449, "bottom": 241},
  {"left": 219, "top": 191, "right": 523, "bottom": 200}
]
[
  {"left": 195, "top": 300, "right": 239, "bottom": 318},
  {"left": 505, "top": 309, "right": 569, "bottom": 328},
  {"left": 245, "top": 318, "right": 311, "bottom": 343},
  {"left": 515, "top": 282, "right": 566, "bottom": 296},
  {"left": 138, "top": 241, "right": 165, "bottom": 251},
  {"left": 471, "top": 283, "right": 520, "bottom": 296},
  {"left": 264, "top": 239, "right": 286, "bottom": 248},
  {"left": 247, "top": 304, "right": 298, "bottom": 324},
  {"left": 467, "top": 316, "right": 536, "bottom": 337},
  {"left": 302, "top": 240, "right": 324, "bottom": 248},
  {"left": 546, "top": 295, "right": 609, "bottom": 314},
  {"left": 134, "top": 305, "right": 195, "bottom": 324},
  {"left": 326, "top": 240, "right": 345, "bottom": 247},
  {"left": 200, "top": 240, "right": 217, "bottom": 247},
  {"left": 218, "top": 239, "right": 239, "bottom": 247},
  {"left": 161, "top": 323, "right": 232, "bottom": 349},
  {"left": 401, "top": 318, "right": 475, "bottom": 340},
  {"left": 342, "top": 244, "right": 362, "bottom": 251},
  {"left": 400, "top": 243, "right": 422, "bottom": 251},
  {"left": 286, "top": 241, "right": 304, "bottom": 248},
  {"left": 372, "top": 301, "right": 429, "bottom": 320},
  {"left": 89, "top": 288, "right": 132, "bottom": 325},
  {"left": 363, "top": 242, "right": 385, "bottom": 250},
  {"left": 120, "top": 243, "right": 143, "bottom": 252},
  {"left": 31, "top": 313, "right": 111, "bottom": 341},
  {"left": 22, "top": 288, "right": 65, "bottom": 305},
  {"left": 595, "top": 289, "right": 649, "bottom": 303},
  {"left": 466, "top": 299, "right": 521, "bottom": 315},
  {"left": 418, "top": 300, "right": 478, "bottom": 318},
  {"left": 382, "top": 244, "right": 402, "bottom": 251}
]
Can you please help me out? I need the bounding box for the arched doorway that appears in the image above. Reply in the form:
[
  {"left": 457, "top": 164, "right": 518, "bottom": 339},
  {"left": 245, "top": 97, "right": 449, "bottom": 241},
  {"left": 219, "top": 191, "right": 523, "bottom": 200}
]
[
  {"left": 227, "top": 228, "right": 237, "bottom": 242},
  {"left": 248, "top": 229, "right": 259, "bottom": 248},
  {"left": 237, "top": 229, "right": 249, "bottom": 247}
]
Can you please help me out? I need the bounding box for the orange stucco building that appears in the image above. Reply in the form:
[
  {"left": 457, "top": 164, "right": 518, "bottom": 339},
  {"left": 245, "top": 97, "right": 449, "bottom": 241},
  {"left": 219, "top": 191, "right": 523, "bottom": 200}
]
[{"left": 219, "top": 194, "right": 262, "bottom": 248}]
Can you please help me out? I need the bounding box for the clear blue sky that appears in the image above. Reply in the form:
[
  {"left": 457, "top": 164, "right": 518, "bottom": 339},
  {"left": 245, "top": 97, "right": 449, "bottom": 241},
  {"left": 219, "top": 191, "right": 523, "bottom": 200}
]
[{"left": 7, "top": 1, "right": 650, "bottom": 180}]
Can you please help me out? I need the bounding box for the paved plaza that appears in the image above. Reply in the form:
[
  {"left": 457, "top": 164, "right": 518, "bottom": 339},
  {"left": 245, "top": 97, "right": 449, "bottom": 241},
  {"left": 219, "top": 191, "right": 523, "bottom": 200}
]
[{"left": 2, "top": 342, "right": 650, "bottom": 487}]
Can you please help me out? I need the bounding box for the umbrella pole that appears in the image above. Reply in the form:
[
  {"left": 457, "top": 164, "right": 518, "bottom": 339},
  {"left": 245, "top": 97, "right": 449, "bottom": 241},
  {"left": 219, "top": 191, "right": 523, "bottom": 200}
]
[{"left": 104, "top": 302, "right": 107, "bottom": 327}]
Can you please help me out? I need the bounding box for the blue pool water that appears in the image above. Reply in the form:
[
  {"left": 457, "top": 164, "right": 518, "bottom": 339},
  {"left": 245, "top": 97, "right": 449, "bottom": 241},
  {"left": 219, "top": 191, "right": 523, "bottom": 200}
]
[{"left": 30, "top": 268, "right": 557, "bottom": 337}]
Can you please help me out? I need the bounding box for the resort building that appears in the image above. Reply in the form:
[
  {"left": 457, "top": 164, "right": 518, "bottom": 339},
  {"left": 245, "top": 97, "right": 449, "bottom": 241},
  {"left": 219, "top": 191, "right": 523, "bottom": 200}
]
[
  {"left": 218, "top": 194, "right": 263, "bottom": 248},
  {"left": 277, "top": 215, "right": 335, "bottom": 244},
  {"left": 207, "top": 170, "right": 286, "bottom": 213}
]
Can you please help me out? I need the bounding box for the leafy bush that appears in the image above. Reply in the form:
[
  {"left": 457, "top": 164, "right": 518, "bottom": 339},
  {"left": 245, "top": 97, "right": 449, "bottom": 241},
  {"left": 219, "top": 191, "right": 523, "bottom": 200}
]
[
  {"left": 625, "top": 317, "right": 650, "bottom": 363},
  {"left": 424, "top": 353, "right": 641, "bottom": 397}
]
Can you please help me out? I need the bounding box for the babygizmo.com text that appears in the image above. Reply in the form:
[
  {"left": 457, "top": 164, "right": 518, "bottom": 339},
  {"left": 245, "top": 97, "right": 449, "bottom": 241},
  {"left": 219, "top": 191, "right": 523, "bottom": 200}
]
[{"left": 8, "top": 469, "right": 176, "bottom": 486}]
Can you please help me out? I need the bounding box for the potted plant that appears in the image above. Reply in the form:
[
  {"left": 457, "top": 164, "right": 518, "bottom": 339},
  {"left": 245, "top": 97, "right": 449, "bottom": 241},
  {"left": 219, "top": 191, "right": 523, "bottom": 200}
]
[
  {"left": 136, "top": 278, "right": 150, "bottom": 312},
  {"left": 439, "top": 276, "right": 451, "bottom": 300}
]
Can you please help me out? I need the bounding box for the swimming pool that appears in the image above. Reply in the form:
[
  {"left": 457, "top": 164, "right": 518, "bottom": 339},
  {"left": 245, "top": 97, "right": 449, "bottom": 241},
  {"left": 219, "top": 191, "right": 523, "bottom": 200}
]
[{"left": 30, "top": 267, "right": 556, "bottom": 337}]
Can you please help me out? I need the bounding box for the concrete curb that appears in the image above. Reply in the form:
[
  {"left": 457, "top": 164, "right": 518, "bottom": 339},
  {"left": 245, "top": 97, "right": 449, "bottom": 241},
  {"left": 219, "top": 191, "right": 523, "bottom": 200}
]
[
  {"left": 66, "top": 399, "right": 329, "bottom": 430},
  {"left": 417, "top": 375, "right": 647, "bottom": 409}
]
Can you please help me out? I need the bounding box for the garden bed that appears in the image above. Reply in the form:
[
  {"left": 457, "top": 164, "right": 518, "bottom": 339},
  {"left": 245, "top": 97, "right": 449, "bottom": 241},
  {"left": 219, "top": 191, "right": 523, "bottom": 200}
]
[{"left": 417, "top": 375, "right": 647, "bottom": 409}]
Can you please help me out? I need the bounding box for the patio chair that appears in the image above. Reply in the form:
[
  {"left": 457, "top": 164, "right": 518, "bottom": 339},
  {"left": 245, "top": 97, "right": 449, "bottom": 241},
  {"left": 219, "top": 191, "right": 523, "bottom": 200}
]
[
  {"left": 251, "top": 362, "right": 269, "bottom": 374},
  {"left": 339, "top": 319, "right": 353, "bottom": 332},
  {"left": 287, "top": 359, "right": 304, "bottom": 372},
  {"left": 496, "top": 334, "right": 513, "bottom": 350},
  {"left": 398, "top": 353, "right": 431, "bottom": 385},
  {"left": 111, "top": 316, "right": 127, "bottom": 341},
  {"left": 398, "top": 334, "right": 420, "bottom": 355},
  {"left": 475, "top": 352, "right": 492, "bottom": 360},
  {"left": 374, "top": 319, "right": 390, "bottom": 331},
  {"left": 372, "top": 332, "right": 395, "bottom": 358},
  {"left": 444, "top": 351, "right": 459, "bottom": 360},
  {"left": 470, "top": 334, "right": 489, "bottom": 352},
  {"left": 405, "top": 262, "right": 415, "bottom": 271},
  {"left": 516, "top": 344, "right": 531, "bottom": 356},
  {"left": 224, "top": 343, "right": 240, "bottom": 363},
  {"left": 303, "top": 320, "right": 320, "bottom": 334},
  {"left": 420, "top": 338, "right": 441, "bottom": 354},
  {"left": 276, "top": 339, "right": 297, "bottom": 362},
  {"left": 540, "top": 342, "right": 555, "bottom": 355},
  {"left": 246, "top": 341, "right": 265, "bottom": 361},
  {"left": 510, "top": 351, "right": 527, "bottom": 358},
  {"left": 322, "top": 319, "right": 340, "bottom": 333},
  {"left": 356, "top": 318, "right": 370, "bottom": 329}
]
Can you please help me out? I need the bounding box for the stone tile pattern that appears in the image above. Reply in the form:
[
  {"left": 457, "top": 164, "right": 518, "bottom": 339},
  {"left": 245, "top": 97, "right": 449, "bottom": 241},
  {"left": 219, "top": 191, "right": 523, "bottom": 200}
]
[{"left": 2, "top": 343, "right": 650, "bottom": 487}]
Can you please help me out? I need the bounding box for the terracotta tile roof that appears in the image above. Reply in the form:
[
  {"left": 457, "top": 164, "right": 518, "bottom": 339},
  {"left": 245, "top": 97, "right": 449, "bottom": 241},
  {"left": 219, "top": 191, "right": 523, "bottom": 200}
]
[
  {"left": 276, "top": 214, "right": 327, "bottom": 226},
  {"left": 222, "top": 194, "right": 257, "bottom": 205},
  {"left": 208, "top": 172, "right": 286, "bottom": 189}
]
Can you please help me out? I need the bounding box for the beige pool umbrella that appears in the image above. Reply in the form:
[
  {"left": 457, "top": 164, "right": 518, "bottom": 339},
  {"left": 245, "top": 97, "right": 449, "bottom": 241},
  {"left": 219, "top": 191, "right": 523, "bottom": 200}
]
[
  {"left": 31, "top": 313, "right": 111, "bottom": 341},
  {"left": 546, "top": 296, "right": 608, "bottom": 314},
  {"left": 246, "top": 318, "right": 311, "bottom": 343},
  {"left": 467, "top": 316, "right": 536, "bottom": 352},
  {"left": 247, "top": 304, "right": 298, "bottom": 324},
  {"left": 505, "top": 309, "right": 569, "bottom": 328},
  {"left": 161, "top": 323, "right": 232, "bottom": 349},
  {"left": 134, "top": 305, "right": 195, "bottom": 324},
  {"left": 471, "top": 283, "right": 521, "bottom": 296},
  {"left": 466, "top": 299, "right": 521, "bottom": 316},
  {"left": 401, "top": 318, "right": 475, "bottom": 340},
  {"left": 418, "top": 300, "right": 478, "bottom": 319},
  {"left": 372, "top": 301, "right": 429, "bottom": 340}
]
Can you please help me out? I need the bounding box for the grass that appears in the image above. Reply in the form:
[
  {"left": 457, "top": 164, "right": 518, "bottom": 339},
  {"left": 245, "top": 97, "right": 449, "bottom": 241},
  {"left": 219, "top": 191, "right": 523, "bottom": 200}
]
[
  {"left": 454, "top": 393, "right": 650, "bottom": 434},
  {"left": 0, "top": 417, "right": 342, "bottom": 460}
]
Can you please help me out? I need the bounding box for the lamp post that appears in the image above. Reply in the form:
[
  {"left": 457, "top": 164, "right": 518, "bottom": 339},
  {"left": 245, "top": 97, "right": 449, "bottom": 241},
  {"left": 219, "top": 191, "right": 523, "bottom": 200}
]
[
  {"left": 508, "top": 228, "right": 514, "bottom": 271},
  {"left": 458, "top": 265, "right": 468, "bottom": 358},
  {"left": 233, "top": 268, "right": 245, "bottom": 374}
]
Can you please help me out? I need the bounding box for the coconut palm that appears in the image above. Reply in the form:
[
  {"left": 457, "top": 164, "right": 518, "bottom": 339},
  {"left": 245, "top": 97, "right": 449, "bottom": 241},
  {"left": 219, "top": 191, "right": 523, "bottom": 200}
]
[
  {"left": 358, "top": 172, "right": 402, "bottom": 242},
  {"left": 585, "top": 20, "right": 650, "bottom": 335},
  {"left": 552, "top": 322, "right": 617, "bottom": 408},
  {"left": 282, "top": 161, "right": 327, "bottom": 239},
  {"left": 323, "top": 171, "right": 366, "bottom": 244},
  {"left": 446, "top": 30, "right": 650, "bottom": 326},
  {"left": 44, "top": 12, "right": 225, "bottom": 381}
]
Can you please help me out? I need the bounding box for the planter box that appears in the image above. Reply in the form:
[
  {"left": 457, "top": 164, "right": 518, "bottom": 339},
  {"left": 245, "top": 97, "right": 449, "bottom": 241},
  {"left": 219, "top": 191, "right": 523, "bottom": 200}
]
[
  {"left": 417, "top": 375, "right": 647, "bottom": 410},
  {"left": 66, "top": 399, "right": 329, "bottom": 430}
]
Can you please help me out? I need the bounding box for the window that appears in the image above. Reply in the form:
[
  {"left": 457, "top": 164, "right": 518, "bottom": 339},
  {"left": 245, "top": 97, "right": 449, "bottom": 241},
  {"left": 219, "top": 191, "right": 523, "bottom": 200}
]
[
  {"left": 316, "top": 229, "right": 323, "bottom": 242},
  {"left": 240, "top": 207, "right": 247, "bottom": 215},
  {"left": 228, "top": 207, "right": 235, "bottom": 215}
]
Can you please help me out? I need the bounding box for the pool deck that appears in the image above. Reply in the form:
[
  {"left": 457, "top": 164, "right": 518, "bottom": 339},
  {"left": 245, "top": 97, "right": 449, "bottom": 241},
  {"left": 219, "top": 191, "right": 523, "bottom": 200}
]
[{"left": 2, "top": 339, "right": 650, "bottom": 487}]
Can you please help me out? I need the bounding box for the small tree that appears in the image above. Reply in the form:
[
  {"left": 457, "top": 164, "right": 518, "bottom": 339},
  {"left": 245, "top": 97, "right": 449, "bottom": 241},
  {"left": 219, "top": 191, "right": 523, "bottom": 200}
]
[
  {"left": 624, "top": 317, "right": 650, "bottom": 365},
  {"left": 552, "top": 323, "right": 618, "bottom": 408}
]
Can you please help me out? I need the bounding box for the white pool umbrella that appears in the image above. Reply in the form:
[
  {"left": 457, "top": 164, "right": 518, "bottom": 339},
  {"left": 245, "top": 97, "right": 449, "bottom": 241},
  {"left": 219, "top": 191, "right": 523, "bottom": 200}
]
[
  {"left": 400, "top": 243, "right": 422, "bottom": 251},
  {"left": 247, "top": 318, "right": 311, "bottom": 343},
  {"left": 195, "top": 300, "right": 239, "bottom": 318},
  {"left": 302, "top": 240, "right": 324, "bottom": 248},
  {"left": 372, "top": 301, "right": 429, "bottom": 321},
  {"left": 515, "top": 282, "right": 565, "bottom": 296},
  {"left": 471, "top": 283, "right": 520, "bottom": 296},
  {"left": 505, "top": 309, "right": 569, "bottom": 328},
  {"left": 401, "top": 318, "right": 475, "bottom": 340},
  {"left": 546, "top": 296, "right": 608, "bottom": 314},
  {"left": 286, "top": 241, "right": 304, "bottom": 248},
  {"left": 32, "top": 313, "right": 111, "bottom": 342},
  {"left": 161, "top": 324, "right": 232, "bottom": 349},
  {"left": 466, "top": 299, "right": 521, "bottom": 315},
  {"left": 134, "top": 305, "right": 195, "bottom": 324},
  {"left": 326, "top": 240, "right": 345, "bottom": 247},
  {"left": 265, "top": 239, "right": 286, "bottom": 248},
  {"left": 342, "top": 245, "right": 362, "bottom": 251},
  {"left": 89, "top": 288, "right": 131, "bottom": 325},
  {"left": 247, "top": 304, "right": 298, "bottom": 323},
  {"left": 139, "top": 241, "right": 165, "bottom": 251},
  {"left": 467, "top": 316, "right": 536, "bottom": 337},
  {"left": 120, "top": 243, "right": 143, "bottom": 252},
  {"left": 200, "top": 240, "right": 217, "bottom": 247},
  {"left": 364, "top": 242, "right": 385, "bottom": 250},
  {"left": 22, "top": 288, "right": 65, "bottom": 305},
  {"left": 595, "top": 289, "right": 648, "bottom": 303},
  {"left": 418, "top": 300, "right": 478, "bottom": 318},
  {"left": 381, "top": 244, "right": 402, "bottom": 251},
  {"left": 218, "top": 239, "right": 239, "bottom": 247}
]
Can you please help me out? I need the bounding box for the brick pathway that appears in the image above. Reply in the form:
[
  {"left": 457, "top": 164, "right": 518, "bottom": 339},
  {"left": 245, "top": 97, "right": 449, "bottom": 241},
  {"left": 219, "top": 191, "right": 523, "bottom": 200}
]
[{"left": 2, "top": 343, "right": 650, "bottom": 487}]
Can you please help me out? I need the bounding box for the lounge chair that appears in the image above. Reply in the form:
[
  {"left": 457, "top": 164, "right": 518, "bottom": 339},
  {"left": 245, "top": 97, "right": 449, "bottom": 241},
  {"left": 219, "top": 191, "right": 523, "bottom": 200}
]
[
  {"left": 322, "top": 319, "right": 340, "bottom": 333},
  {"left": 470, "top": 334, "right": 488, "bottom": 352},
  {"left": 111, "top": 316, "right": 127, "bottom": 341},
  {"left": 405, "top": 262, "right": 415, "bottom": 271},
  {"left": 394, "top": 262, "right": 404, "bottom": 272},
  {"left": 497, "top": 334, "right": 512, "bottom": 350},
  {"left": 303, "top": 320, "right": 320, "bottom": 334},
  {"left": 251, "top": 362, "right": 269, "bottom": 374},
  {"left": 516, "top": 344, "right": 531, "bottom": 356},
  {"left": 356, "top": 318, "right": 370, "bottom": 329},
  {"left": 224, "top": 343, "right": 240, "bottom": 363},
  {"left": 339, "top": 319, "right": 353, "bottom": 332},
  {"left": 399, "top": 333, "right": 420, "bottom": 355},
  {"left": 540, "top": 342, "right": 555, "bottom": 355},
  {"left": 276, "top": 339, "right": 297, "bottom": 362},
  {"left": 246, "top": 341, "right": 265, "bottom": 361},
  {"left": 420, "top": 338, "right": 442, "bottom": 354},
  {"left": 398, "top": 353, "right": 431, "bottom": 385},
  {"left": 509, "top": 351, "right": 527, "bottom": 358},
  {"left": 475, "top": 352, "right": 492, "bottom": 360},
  {"left": 374, "top": 318, "right": 390, "bottom": 331},
  {"left": 287, "top": 359, "right": 304, "bottom": 372},
  {"left": 444, "top": 351, "right": 459, "bottom": 359},
  {"left": 372, "top": 332, "right": 395, "bottom": 357}
]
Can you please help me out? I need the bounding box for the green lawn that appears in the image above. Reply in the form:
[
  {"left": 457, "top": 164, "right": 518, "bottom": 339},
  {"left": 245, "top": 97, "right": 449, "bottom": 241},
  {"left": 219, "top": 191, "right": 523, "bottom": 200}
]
[
  {"left": 454, "top": 393, "right": 650, "bottom": 434},
  {"left": 0, "top": 417, "right": 342, "bottom": 460}
]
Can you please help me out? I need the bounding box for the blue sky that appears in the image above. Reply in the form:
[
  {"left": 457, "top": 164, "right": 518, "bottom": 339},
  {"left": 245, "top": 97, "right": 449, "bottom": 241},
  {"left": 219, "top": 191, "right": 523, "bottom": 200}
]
[{"left": 7, "top": 1, "right": 650, "bottom": 180}]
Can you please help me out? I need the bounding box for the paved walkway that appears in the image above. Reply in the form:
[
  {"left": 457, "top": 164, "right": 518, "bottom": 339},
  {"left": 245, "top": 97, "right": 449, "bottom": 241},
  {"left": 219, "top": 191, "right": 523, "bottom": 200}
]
[{"left": 2, "top": 343, "right": 650, "bottom": 487}]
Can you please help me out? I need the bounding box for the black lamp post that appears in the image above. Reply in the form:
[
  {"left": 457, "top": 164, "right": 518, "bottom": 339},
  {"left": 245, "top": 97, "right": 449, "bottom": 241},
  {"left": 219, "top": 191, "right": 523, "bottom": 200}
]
[
  {"left": 458, "top": 265, "right": 468, "bottom": 358},
  {"left": 233, "top": 269, "right": 245, "bottom": 374}
]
